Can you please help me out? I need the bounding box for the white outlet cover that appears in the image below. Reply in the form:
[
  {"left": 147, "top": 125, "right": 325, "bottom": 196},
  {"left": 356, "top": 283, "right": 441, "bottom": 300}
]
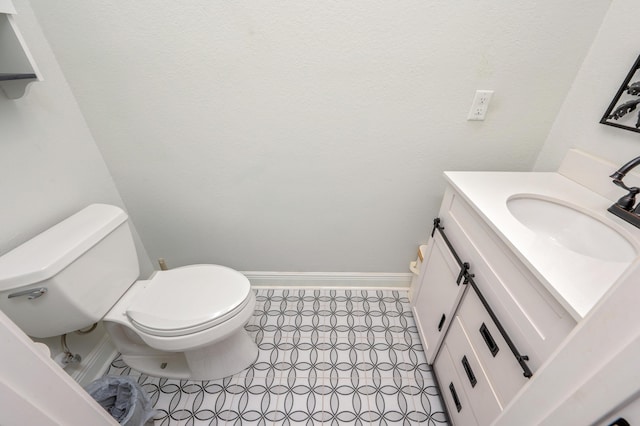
[{"left": 467, "top": 90, "right": 494, "bottom": 121}]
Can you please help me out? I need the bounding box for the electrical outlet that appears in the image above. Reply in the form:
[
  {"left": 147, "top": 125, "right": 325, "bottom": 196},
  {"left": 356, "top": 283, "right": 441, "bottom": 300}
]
[{"left": 467, "top": 90, "right": 494, "bottom": 121}]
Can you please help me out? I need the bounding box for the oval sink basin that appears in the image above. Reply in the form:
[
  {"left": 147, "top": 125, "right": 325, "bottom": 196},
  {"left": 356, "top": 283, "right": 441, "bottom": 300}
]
[{"left": 507, "top": 196, "right": 637, "bottom": 262}]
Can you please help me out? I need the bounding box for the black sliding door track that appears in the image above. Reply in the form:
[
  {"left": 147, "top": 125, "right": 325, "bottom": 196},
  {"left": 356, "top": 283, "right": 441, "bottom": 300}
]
[{"left": 432, "top": 218, "right": 533, "bottom": 379}]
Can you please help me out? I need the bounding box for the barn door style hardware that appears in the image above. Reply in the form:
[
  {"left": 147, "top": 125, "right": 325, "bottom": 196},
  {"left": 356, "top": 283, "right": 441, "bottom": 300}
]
[{"left": 432, "top": 217, "right": 533, "bottom": 379}]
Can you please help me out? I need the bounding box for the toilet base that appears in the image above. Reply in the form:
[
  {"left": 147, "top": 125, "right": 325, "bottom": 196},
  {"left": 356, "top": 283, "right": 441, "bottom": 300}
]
[
  {"left": 116, "top": 329, "right": 258, "bottom": 380},
  {"left": 185, "top": 330, "right": 259, "bottom": 380},
  {"left": 103, "top": 285, "right": 259, "bottom": 381},
  {"left": 121, "top": 353, "right": 190, "bottom": 380}
]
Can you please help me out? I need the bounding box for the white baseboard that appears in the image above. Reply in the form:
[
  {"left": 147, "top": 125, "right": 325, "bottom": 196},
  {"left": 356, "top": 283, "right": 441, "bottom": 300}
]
[
  {"left": 69, "top": 333, "right": 117, "bottom": 387},
  {"left": 242, "top": 271, "right": 412, "bottom": 290}
]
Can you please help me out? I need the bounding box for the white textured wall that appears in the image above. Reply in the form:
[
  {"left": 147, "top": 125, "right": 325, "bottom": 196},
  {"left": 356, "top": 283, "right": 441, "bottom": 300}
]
[
  {"left": 28, "top": 0, "right": 609, "bottom": 272},
  {"left": 0, "top": 0, "right": 153, "bottom": 276},
  {"left": 535, "top": 0, "right": 640, "bottom": 172}
]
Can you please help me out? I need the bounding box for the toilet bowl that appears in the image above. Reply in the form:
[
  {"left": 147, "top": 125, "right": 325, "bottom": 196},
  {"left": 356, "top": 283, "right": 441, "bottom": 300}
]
[
  {"left": 0, "top": 204, "right": 259, "bottom": 380},
  {"left": 103, "top": 264, "right": 258, "bottom": 380}
]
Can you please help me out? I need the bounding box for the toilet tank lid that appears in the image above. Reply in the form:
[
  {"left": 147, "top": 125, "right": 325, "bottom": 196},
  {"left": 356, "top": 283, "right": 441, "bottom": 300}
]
[{"left": 0, "top": 204, "right": 128, "bottom": 291}]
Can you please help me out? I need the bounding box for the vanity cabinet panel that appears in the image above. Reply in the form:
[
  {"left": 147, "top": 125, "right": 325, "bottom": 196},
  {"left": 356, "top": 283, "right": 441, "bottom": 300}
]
[
  {"left": 456, "top": 288, "right": 529, "bottom": 407},
  {"left": 434, "top": 341, "right": 479, "bottom": 426},
  {"left": 413, "top": 182, "right": 578, "bottom": 424},
  {"left": 439, "top": 187, "right": 576, "bottom": 371},
  {"left": 443, "top": 317, "right": 502, "bottom": 425},
  {"left": 412, "top": 231, "right": 467, "bottom": 363}
]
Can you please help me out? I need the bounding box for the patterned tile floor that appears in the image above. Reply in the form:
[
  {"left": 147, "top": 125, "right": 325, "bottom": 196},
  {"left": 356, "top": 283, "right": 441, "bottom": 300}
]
[{"left": 105, "top": 289, "right": 449, "bottom": 425}]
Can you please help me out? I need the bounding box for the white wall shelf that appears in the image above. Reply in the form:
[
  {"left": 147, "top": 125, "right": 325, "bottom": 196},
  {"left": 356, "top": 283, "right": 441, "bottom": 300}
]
[{"left": 0, "top": 8, "right": 40, "bottom": 99}]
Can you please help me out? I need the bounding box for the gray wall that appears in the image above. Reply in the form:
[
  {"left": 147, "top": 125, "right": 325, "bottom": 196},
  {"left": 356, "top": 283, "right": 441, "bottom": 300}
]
[
  {"left": 0, "top": 1, "right": 153, "bottom": 276},
  {"left": 535, "top": 0, "right": 640, "bottom": 172},
  {"left": 27, "top": 0, "right": 610, "bottom": 272}
]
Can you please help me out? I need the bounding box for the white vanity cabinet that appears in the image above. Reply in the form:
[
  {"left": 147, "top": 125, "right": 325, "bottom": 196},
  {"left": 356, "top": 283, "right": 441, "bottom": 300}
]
[
  {"left": 411, "top": 227, "right": 468, "bottom": 363},
  {"left": 412, "top": 184, "right": 578, "bottom": 425}
]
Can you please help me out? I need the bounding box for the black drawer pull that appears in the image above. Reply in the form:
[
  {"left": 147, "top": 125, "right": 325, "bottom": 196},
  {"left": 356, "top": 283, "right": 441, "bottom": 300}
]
[
  {"left": 437, "top": 313, "right": 446, "bottom": 332},
  {"left": 480, "top": 323, "right": 499, "bottom": 357},
  {"left": 449, "top": 382, "right": 462, "bottom": 412},
  {"left": 461, "top": 356, "right": 477, "bottom": 387},
  {"left": 608, "top": 418, "right": 630, "bottom": 426}
]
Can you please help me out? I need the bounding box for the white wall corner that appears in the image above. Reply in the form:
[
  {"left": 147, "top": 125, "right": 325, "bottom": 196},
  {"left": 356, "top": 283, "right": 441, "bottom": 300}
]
[{"left": 558, "top": 148, "right": 640, "bottom": 202}]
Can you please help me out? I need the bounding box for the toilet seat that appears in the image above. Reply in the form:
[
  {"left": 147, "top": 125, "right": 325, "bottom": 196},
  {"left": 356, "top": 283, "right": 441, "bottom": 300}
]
[{"left": 126, "top": 264, "right": 251, "bottom": 338}]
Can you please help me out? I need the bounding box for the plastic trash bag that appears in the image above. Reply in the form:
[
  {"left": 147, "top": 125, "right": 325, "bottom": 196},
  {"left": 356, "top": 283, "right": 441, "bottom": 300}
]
[{"left": 85, "top": 376, "right": 156, "bottom": 426}]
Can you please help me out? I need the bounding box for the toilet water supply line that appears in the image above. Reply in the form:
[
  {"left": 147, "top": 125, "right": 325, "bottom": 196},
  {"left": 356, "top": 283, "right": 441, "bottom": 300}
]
[{"left": 54, "top": 323, "right": 97, "bottom": 369}]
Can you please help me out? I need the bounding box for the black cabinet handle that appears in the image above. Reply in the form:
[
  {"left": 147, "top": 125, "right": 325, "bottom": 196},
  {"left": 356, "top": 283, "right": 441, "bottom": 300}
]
[
  {"left": 438, "top": 314, "right": 446, "bottom": 332},
  {"left": 461, "top": 356, "right": 477, "bottom": 387},
  {"left": 480, "top": 323, "right": 499, "bottom": 357},
  {"left": 449, "top": 382, "right": 462, "bottom": 412}
]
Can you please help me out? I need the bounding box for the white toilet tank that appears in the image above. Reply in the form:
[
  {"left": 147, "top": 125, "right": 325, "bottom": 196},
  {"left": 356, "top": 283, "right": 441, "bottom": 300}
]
[{"left": 0, "top": 204, "right": 140, "bottom": 338}]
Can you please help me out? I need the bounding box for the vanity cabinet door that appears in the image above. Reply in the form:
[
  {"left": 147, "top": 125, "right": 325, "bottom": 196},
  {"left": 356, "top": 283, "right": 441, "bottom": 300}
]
[
  {"left": 412, "top": 231, "right": 467, "bottom": 363},
  {"left": 434, "top": 342, "right": 479, "bottom": 426},
  {"left": 456, "top": 288, "right": 530, "bottom": 407},
  {"left": 444, "top": 317, "right": 502, "bottom": 425}
]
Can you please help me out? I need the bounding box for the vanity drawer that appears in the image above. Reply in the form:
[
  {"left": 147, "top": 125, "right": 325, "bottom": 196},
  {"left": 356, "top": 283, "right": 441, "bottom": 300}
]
[
  {"left": 434, "top": 341, "right": 479, "bottom": 426},
  {"left": 457, "top": 288, "right": 530, "bottom": 406},
  {"left": 446, "top": 317, "right": 502, "bottom": 425},
  {"left": 412, "top": 231, "right": 467, "bottom": 363}
]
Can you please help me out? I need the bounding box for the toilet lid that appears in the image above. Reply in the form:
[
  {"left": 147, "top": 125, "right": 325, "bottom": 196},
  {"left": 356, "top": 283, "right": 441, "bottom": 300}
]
[{"left": 126, "top": 264, "right": 251, "bottom": 336}]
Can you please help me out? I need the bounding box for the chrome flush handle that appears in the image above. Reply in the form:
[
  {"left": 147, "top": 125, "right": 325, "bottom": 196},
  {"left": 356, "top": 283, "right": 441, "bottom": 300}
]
[{"left": 8, "top": 287, "right": 48, "bottom": 300}]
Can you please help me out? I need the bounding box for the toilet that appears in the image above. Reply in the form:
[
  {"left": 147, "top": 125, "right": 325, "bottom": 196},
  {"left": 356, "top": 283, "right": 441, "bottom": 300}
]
[{"left": 0, "top": 204, "right": 258, "bottom": 380}]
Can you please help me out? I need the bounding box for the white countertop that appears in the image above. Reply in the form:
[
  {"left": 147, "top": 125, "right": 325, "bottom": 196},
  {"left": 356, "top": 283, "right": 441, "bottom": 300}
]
[{"left": 444, "top": 171, "right": 640, "bottom": 320}]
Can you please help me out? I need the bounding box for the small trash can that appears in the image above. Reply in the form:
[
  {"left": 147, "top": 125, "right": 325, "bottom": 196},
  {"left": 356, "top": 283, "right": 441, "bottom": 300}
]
[{"left": 85, "top": 376, "right": 156, "bottom": 426}]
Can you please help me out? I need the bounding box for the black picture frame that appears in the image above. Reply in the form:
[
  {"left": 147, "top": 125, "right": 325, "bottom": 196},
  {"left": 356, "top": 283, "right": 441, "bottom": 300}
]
[{"left": 600, "top": 54, "right": 640, "bottom": 134}]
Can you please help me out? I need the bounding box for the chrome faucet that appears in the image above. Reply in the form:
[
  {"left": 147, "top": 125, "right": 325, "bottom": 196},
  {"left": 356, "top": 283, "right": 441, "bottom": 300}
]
[{"left": 608, "top": 155, "right": 640, "bottom": 228}]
